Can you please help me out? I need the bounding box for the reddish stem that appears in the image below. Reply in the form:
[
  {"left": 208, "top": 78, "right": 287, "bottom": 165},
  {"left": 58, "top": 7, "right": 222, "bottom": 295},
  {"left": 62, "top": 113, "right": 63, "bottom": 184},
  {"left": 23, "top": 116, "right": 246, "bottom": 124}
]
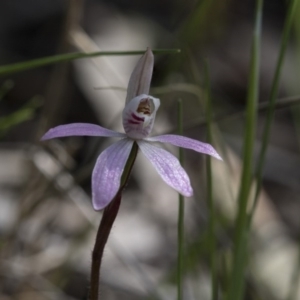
[
  {"left": 89, "top": 192, "right": 122, "bottom": 300},
  {"left": 88, "top": 142, "right": 138, "bottom": 300}
]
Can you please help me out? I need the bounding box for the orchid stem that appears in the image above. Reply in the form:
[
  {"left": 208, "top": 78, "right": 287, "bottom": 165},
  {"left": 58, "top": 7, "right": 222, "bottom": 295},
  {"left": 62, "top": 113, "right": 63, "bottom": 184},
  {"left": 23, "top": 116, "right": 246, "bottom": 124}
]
[
  {"left": 89, "top": 192, "right": 122, "bottom": 300},
  {"left": 89, "top": 142, "right": 138, "bottom": 300}
]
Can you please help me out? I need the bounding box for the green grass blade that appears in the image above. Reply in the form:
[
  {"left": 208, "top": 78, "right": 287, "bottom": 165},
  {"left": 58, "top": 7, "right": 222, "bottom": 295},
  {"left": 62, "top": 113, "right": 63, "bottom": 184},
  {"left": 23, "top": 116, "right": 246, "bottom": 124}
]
[
  {"left": 0, "top": 96, "right": 43, "bottom": 136},
  {"left": 177, "top": 99, "right": 185, "bottom": 300},
  {"left": 0, "top": 80, "right": 14, "bottom": 101},
  {"left": 291, "top": 0, "right": 300, "bottom": 149},
  {"left": 204, "top": 60, "right": 218, "bottom": 300},
  {"left": 227, "top": 0, "right": 263, "bottom": 299},
  {"left": 0, "top": 49, "right": 180, "bottom": 76},
  {"left": 249, "top": 0, "right": 300, "bottom": 222}
]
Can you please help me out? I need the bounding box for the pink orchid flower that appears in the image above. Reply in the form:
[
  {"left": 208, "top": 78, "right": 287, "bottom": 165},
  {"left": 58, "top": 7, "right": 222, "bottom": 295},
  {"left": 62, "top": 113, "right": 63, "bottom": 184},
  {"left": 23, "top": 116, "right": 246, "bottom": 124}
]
[{"left": 41, "top": 49, "right": 222, "bottom": 210}]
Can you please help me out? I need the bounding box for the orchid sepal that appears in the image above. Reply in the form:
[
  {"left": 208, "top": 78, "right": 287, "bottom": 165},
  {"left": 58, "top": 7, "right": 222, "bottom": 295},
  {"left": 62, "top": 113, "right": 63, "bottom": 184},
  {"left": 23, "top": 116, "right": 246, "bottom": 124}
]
[
  {"left": 41, "top": 123, "right": 125, "bottom": 140},
  {"left": 137, "top": 140, "right": 193, "bottom": 197},
  {"left": 92, "top": 138, "right": 134, "bottom": 210},
  {"left": 146, "top": 134, "right": 222, "bottom": 161},
  {"left": 126, "top": 48, "right": 154, "bottom": 103}
]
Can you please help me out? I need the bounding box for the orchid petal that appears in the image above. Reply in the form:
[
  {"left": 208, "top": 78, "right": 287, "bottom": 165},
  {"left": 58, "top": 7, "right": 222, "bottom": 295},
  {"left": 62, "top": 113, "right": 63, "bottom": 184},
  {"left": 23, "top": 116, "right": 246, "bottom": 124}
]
[
  {"left": 137, "top": 140, "right": 193, "bottom": 197},
  {"left": 126, "top": 48, "right": 154, "bottom": 103},
  {"left": 146, "top": 134, "right": 222, "bottom": 160},
  {"left": 41, "top": 123, "right": 126, "bottom": 140},
  {"left": 123, "top": 94, "right": 160, "bottom": 139},
  {"left": 92, "top": 138, "right": 133, "bottom": 210}
]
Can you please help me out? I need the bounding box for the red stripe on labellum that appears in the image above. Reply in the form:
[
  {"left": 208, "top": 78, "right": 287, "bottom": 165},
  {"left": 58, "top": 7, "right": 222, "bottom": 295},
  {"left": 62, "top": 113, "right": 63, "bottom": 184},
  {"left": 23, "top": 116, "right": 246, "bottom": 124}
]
[
  {"left": 128, "top": 120, "right": 141, "bottom": 124},
  {"left": 131, "top": 113, "right": 144, "bottom": 121}
]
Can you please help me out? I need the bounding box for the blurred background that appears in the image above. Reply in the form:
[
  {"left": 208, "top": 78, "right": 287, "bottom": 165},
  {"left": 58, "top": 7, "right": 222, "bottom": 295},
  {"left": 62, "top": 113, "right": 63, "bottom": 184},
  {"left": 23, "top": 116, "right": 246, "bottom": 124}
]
[{"left": 1, "top": 0, "right": 300, "bottom": 299}]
